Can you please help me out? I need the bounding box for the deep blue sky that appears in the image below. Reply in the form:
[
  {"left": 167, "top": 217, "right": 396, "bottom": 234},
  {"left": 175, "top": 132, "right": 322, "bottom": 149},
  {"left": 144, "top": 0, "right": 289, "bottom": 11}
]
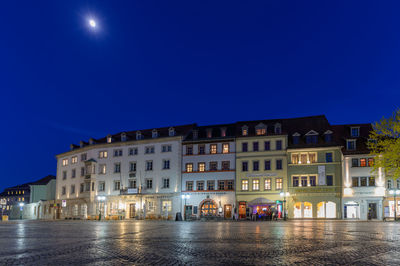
[{"left": 1, "top": 1, "right": 399, "bottom": 190}]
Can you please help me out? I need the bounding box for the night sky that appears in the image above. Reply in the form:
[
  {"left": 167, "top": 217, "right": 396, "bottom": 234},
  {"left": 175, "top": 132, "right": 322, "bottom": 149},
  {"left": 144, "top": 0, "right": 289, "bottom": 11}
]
[{"left": 1, "top": 1, "right": 399, "bottom": 190}]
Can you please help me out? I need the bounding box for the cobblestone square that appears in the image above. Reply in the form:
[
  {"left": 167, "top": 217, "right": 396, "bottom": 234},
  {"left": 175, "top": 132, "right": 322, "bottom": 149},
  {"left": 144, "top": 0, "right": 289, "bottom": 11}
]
[{"left": 1, "top": 220, "right": 400, "bottom": 265}]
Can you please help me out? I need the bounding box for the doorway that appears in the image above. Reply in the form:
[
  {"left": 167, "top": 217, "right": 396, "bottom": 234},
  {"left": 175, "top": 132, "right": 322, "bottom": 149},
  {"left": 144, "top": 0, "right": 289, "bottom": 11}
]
[
  {"left": 224, "top": 204, "right": 232, "bottom": 219},
  {"left": 368, "top": 203, "right": 377, "bottom": 219},
  {"left": 129, "top": 203, "right": 136, "bottom": 219},
  {"left": 185, "top": 205, "right": 192, "bottom": 220}
]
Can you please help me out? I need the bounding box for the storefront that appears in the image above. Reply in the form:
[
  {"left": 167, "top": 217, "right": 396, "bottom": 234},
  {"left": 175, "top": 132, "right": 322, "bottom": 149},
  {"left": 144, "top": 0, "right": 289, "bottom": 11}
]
[{"left": 239, "top": 198, "right": 282, "bottom": 220}]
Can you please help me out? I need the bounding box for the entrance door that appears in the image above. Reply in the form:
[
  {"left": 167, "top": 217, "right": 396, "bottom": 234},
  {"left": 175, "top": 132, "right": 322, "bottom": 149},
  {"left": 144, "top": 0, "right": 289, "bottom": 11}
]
[
  {"left": 224, "top": 204, "right": 232, "bottom": 219},
  {"left": 239, "top": 202, "right": 246, "bottom": 219},
  {"left": 185, "top": 205, "right": 192, "bottom": 220},
  {"left": 129, "top": 204, "right": 136, "bottom": 219},
  {"left": 368, "top": 203, "right": 377, "bottom": 219}
]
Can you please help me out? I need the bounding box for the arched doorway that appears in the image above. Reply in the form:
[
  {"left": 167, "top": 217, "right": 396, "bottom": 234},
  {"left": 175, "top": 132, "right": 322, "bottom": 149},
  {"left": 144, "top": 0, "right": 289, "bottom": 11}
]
[{"left": 200, "top": 200, "right": 217, "bottom": 216}]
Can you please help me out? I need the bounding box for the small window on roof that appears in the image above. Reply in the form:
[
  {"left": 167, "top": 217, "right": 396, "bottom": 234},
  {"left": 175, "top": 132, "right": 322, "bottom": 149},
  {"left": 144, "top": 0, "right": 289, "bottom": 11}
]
[
  {"left": 242, "top": 125, "right": 248, "bottom": 136},
  {"left": 152, "top": 129, "right": 158, "bottom": 138},
  {"left": 274, "top": 123, "right": 281, "bottom": 134},
  {"left": 351, "top": 127, "right": 360, "bottom": 137},
  {"left": 169, "top": 127, "right": 175, "bottom": 137},
  {"left": 255, "top": 123, "right": 267, "bottom": 136},
  {"left": 136, "top": 131, "right": 142, "bottom": 140},
  {"left": 121, "top": 133, "right": 127, "bottom": 142},
  {"left": 107, "top": 135, "right": 112, "bottom": 143}
]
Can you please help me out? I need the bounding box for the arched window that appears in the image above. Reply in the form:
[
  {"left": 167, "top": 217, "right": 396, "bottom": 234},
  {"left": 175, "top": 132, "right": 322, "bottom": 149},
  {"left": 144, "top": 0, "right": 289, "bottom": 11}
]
[{"left": 200, "top": 200, "right": 217, "bottom": 216}]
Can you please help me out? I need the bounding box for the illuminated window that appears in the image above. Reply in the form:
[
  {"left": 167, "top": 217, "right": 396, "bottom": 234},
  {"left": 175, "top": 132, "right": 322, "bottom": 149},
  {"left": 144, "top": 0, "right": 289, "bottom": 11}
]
[
  {"left": 209, "top": 161, "right": 218, "bottom": 171},
  {"left": 252, "top": 179, "right": 260, "bottom": 190},
  {"left": 242, "top": 126, "right": 248, "bottom": 136},
  {"left": 368, "top": 158, "right": 374, "bottom": 167},
  {"left": 210, "top": 144, "right": 217, "bottom": 154},
  {"left": 352, "top": 177, "right": 359, "bottom": 187},
  {"left": 198, "top": 162, "right": 205, "bottom": 172},
  {"left": 99, "top": 151, "right": 108, "bottom": 158},
  {"left": 241, "top": 180, "right": 249, "bottom": 191},
  {"left": 162, "top": 200, "right": 172, "bottom": 211},
  {"left": 292, "top": 154, "right": 299, "bottom": 164},
  {"left": 222, "top": 143, "right": 229, "bottom": 153},
  {"left": 62, "top": 159, "right": 68, "bottom": 166},
  {"left": 107, "top": 135, "right": 112, "bottom": 143},
  {"left": 186, "top": 163, "right": 193, "bottom": 172},
  {"left": 360, "top": 158, "right": 367, "bottom": 167},
  {"left": 276, "top": 178, "right": 283, "bottom": 190},
  {"left": 264, "top": 178, "right": 271, "bottom": 190},
  {"left": 300, "top": 154, "right": 307, "bottom": 164},
  {"left": 197, "top": 181, "right": 204, "bottom": 191},
  {"left": 308, "top": 153, "right": 317, "bottom": 163},
  {"left": 71, "top": 156, "right": 78, "bottom": 164},
  {"left": 222, "top": 161, "right": 230, "bottom": 170}
]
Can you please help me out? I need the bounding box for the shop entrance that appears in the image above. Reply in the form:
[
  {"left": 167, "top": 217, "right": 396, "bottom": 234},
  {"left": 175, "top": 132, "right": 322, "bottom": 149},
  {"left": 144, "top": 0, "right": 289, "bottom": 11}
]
[
  {"left": 185, "top": 205, "right": 192, "bottom": 220},
  {"left": 239, "top": 202, "right": 246, "bottom": 219},
  {"left": 368, "top": 203, "right": 377, "bottom": 219},
  {"left": 129, "top": 203, "right": 136, "bottom": 219},
  {"left": 224, "top": 204, "right": 232, "bottom": 219}
]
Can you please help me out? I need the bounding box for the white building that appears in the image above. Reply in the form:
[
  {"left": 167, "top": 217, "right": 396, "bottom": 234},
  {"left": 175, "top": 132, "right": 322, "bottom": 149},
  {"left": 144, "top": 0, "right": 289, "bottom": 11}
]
[
  {"left": 337, "top": 124, "right": 385, "bottom": 220},
  {"left": 55, "top": 125, "right": 194, "bottom": 220},
  {"left": 181, "top": 125, "right": 236, "bottom": 220}
]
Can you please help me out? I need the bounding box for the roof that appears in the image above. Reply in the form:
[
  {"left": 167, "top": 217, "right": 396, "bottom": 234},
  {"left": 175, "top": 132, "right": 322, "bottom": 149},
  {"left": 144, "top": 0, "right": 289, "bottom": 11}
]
[
  {"left": 331, "top": 124, "right": 373, "bottom": 155},
  {"left": 184, "top": 123, "right": 236, "bottom": 142},
  {"left": 30, "top": 175, "right": 56, "bottom": 185}
]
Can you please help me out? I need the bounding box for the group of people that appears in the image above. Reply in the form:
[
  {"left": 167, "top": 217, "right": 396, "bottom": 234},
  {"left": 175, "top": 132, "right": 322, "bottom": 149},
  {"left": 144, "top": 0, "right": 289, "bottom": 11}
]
[{"left": 251, "top": 208, "right": 280, "bottom": 221}]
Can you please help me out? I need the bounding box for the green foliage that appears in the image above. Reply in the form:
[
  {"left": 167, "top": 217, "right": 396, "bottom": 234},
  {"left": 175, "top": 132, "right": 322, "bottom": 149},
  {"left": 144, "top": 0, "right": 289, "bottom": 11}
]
[{"left": 368, "top": 109, "right": 400, "bottom": 179}]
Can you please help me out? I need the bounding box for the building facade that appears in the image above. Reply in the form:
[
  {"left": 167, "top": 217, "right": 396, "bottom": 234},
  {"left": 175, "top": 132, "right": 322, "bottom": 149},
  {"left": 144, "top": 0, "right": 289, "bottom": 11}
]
[
  {"left": 181, "top": 125, "right": 236, "bottom": 220},
  {"left": 55, "top": 125, "right": 193, "bottom": 220}
]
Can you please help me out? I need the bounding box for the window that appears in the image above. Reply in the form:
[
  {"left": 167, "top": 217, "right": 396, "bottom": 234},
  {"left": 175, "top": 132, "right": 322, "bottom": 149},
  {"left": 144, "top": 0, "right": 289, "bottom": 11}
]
[
  {"left": 264, "top": 160, "right": 271, "bottom": 170},
  {"left": 369, "top": 176, "right": 375, "bottom": 187},
  {"left": 242, "top": 142, "right": 248, "bottom": 152},
  {"left": 368, "top": 158, "right": 374, "bottom": 167},
  {"left": 70, "top": 185, "right": 75, "bottom": 194},
  {"left": 276, "top": 178, "right": 283, "bottom": 190},
  {"left": 114, "top": 181, "right": 121, "bottom": 191},
  {"left": 99, "top": 182, "right": 105, "bottom": 191},
  {"left": 309, "top": 176, "right": 316, "bottom": 186},
  {"left": 129, "top": 148, "right": 138, "bottom": 156},
  {"left": 210, "top": 144, "right": 217, "bottom": 154},
  {"left": 163, "top": 160, "right": 170, "bottom": 170},
  {"left": 197, "top": 181, "right": 204, "bottom": 191},
  {"left": 80, "top": 184, "right": 84, "bottom": 193},
  {"left": 107, "top": 135, "right": 112, "bottom": 143},
  {"left": 276, "top": 159, "right": 282, "bottom": 170},
  {"left": 114, "top": 163, "right": 121, "bottom": 173},
  {"left": 99, "top": 151, "right": 108, "bottom": 158},
  {"left": 351, "top": 127, "right": 359, "bottom": 137},
  {"left": 253, "top": 142, "right": 259, "bottom": 152},
  {"left": 306, "top": 135, "right": 318, "bottom": 144},
  {"left": 300, "top": 154, "right": 307, "bottom": 164},
  {"left": 242, "top": 126, "right": 248, "bottom": 136},
  {"left": 347, "top": 140, "right": 356, "bottom": 150},
  {"left": 276, "top": 140, "right": 282, "bottom": 150},
  {"left": 129, "top": 162, "right": 136, "bottom": 172},
  {"left": 129, "top": 179, "right": 136, "bottom": 189},
  {"left": 71, "top": 156, "right": 78, "bottom": 164},
  {"left": 264, "top": 178, "right": 271, "bottom": 190},
  {"left": 85, "top": 182, "right": 91, "bottom": 191},
  {"left": 198, "top": 145, "right": 205, "bottom": 154},
  {"left": 169, "top": 128, "right": 175, "bottom": 137},
  {"left": 222, "top": 143, "right": 229, "bottom": 153},
  {"left": 252, "top": 179, "right": 260, "bottom": 190},
  {"left": 275, "top": 124, "right": 281, "bottom": 134},
  {"left": 360, "top": 177, "right": 367, "bottom": 186},
  {"left": 71, "top": 169, "right": 76, "bottom": 178},
  {"left": 207, "top": 180, "right": 215, "bottom": 190},
  {"left": 326, "top": 175, "right": 333, "bottom": 186},
  {"left": 136, "top": 131, "right": 142, "bottom": 140},
  {"left": 222, "top": 161, "right": 230, "bottom": 170},
  {"left": 145, "top": 146, "right": 155, "bottom": 154},
  {"left": 326, "top": 153, "right": 333, "bottom": 163},
  {"left": 186, "top": 145, "right": 193, "bottom": 155},
  {"left": 146, "top": 161, "right": 153, "bottom": 171},
  {"left": 309, "top": 153, "right": 317, "bottom": 163},
  {"left": 163, "top": 178, "right": 170, "bottom": 189},
  {"left": 253, "top": 161, "right": 259, "bottom": 171},
  {"left": 387, "top": 180, "right": 393, "bottom": 189},
  {"left": 218, "top": 180, "right": 225, "bottom": 190},
  {"left": 325, "top": 134, "right": 332, "bottom": 142},
  {"left": 114, "top": 149, "right": 123, "bottom": 157},
  {"left": 242, "top": 161, "right": 248, "bottom": 172},
  {"left": 227, "top": 180, "right": 234, "bottom": 190},
  {"left": 81, "top": 153, "right": 87, "bottom": 161},
  {"left": 293, "top": 135, "right": 300, "bottom": 145},
  {"left": 98, "top": 164, "right": 106, "bottom": 174},
  {"left": 62, "top": 186, "right": 66, "bottom": 195},
  {"left": 152, "top": 130, "right": 158, "bottom": 138},
  {"left": 352, "top": 177, "right": 359, "bottom": 187},
  {"left": 146, "top": 179, "right": 153, "bottom": 189},
  {"left": 352, "top": 158, "right": 359, "bottom": 167},
  {"left": 62, "top": 159, "right": 68, "bottom": 166},
  {"left": 209, "top": 161, "right": 218, "bottom": 171},
  {"left": 241, "top": 180, "right": 249, "bottom": 190},
  {"left": 293, "top": 176, "right": 299, "bottom": 187},
  {"left": 291, "top": 154, "right": 299, "bottom": 164},
  {"left": 198, "top": 162, "right": 205, "bottom": 172},
  {"left": 301, "top": 176, "right": 307, "bottom": 187},
  {"left": 360, "top": 158, "right": 367, "bottom": 167},
  {"left": 256, "top": 128, "right": 266, "bottom": 135},
  {"left": 62, "top": 171, "right": 67, "bottom": 180},
  {"left": 160, "top": 145, "right": 171, "bottom": 153},
  {"left": 186, "top": 163, "right": 193, "bottom": 172}
]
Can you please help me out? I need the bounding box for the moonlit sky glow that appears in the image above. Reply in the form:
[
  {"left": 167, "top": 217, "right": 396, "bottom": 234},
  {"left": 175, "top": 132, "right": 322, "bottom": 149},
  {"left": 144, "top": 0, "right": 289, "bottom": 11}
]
[{"left": 0, "top": 1, "right": 399, "bottom": 190}]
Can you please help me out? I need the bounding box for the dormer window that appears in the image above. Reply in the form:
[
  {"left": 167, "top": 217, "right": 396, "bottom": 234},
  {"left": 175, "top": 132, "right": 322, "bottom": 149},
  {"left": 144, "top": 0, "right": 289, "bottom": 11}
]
[
  {"left": 89, "top": 138, "right": 95, "bottom": 145},
  {"left": 292, "top": 133, "right": 300, "bottom": 145},
  {"left": 324, "top": 130, "right": 333, "bottom": 143},
  {"left": 121, "top": 133, "right": 127, "bottom": 142},
  {"left": 168, "top": 127, "right": 175, "bottom": 137},
  {"left": 255, "top": 123, "right": 267, "bottom": 136},
  {"left": 152, "top": 129, "right": 158, "bottom": 138},
  {"left": 80, "top": 141, "right": 85, "bottom": 148},
  {"left": 305, "top": 130, "right": 319, "bottom": 144},
  {"left": 242, "top": 125, "right": 248, "bottom": 136},
  {"left": 107, "top": 135, "right": 112, "bottom": 143},
  {"left": 274, "top": 123, "right": 281, "bottom": 134},
  {"left": 192, "top": 130, "right": 199, "bottom": 140},
  {"left": 136, "top": 131, "right": 142, "bottom": 140},
  {"left": 206, "top": 128, "right": 212, "bottom": 138},
  {"left": 221, "top": 127, "right": 227, "bottom": 137},
  {"left": 347, "top": 139, "right": 356, "bottom": 150},
  {"left": 351, "top": 127, "right": 360, "bottom": 137}
]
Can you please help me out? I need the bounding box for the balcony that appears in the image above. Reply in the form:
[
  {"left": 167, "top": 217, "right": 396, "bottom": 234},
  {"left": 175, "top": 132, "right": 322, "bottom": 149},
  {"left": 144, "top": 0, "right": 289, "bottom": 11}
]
[{"left": 120, "top": 187, "right": 139, "bottom": 195}]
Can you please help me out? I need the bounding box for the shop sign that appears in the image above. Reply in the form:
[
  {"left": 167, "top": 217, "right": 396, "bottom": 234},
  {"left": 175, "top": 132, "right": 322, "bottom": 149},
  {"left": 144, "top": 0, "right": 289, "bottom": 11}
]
[
  {"left": 247, "top": 173, "right": 277, "bottom": 178},
  {"left": 127, "top": 188, "right": 138, "bottom": 194}
]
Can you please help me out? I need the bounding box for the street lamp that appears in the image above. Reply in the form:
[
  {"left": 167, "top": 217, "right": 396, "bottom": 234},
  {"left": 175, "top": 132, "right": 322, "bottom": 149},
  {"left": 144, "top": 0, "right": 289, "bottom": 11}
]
[
  {"left": 97, "top": 196, "right": 106, "bottom": 221},
  {"left": 279, "top": 192, "right": 290, "bottom": 221},
  {"left": 389, "top": 189, "right": 400, "bottom": 221},
  {"left": 19, "top": 202, "right": 25, "bottom": 220},
  {"left": 181, "top": 195, "right": 190, "bottom": 220}
]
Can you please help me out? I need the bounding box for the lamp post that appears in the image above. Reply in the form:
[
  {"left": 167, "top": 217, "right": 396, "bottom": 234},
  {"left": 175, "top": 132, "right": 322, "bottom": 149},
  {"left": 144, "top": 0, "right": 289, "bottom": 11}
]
[
  {"left": 389, "top": 189, "right": 400, "bottom": 221},
  {"left": 279, "top": 192, "right": 290, "bottom": 221},
  {"left": 181, "top": 194, "right": 190, "bottom": 220},
  {"left": 19, "top": 202, "right": 25, "bottom": 220},
  {"left": 97, "top": 196, "right": 106, "bottom": 221}
]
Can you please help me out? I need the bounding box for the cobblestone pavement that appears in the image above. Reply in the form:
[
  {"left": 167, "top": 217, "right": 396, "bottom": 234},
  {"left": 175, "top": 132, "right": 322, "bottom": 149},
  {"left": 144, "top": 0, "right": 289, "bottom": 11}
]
[{"left": 1, "top": 220, "right": 400, "bottom": 265}]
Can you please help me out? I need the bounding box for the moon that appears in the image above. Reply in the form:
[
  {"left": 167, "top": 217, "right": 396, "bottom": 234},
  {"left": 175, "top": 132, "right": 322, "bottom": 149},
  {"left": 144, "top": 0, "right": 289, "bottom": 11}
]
[{"left": 89, "top": 19, "right": 96, "bottom": 28}]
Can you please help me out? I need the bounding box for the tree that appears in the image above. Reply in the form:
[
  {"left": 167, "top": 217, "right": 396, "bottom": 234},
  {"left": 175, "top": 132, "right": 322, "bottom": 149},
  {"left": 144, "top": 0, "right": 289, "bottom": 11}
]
[{"left": 368, "top": 109, "right": 400, "bottom": 179}]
